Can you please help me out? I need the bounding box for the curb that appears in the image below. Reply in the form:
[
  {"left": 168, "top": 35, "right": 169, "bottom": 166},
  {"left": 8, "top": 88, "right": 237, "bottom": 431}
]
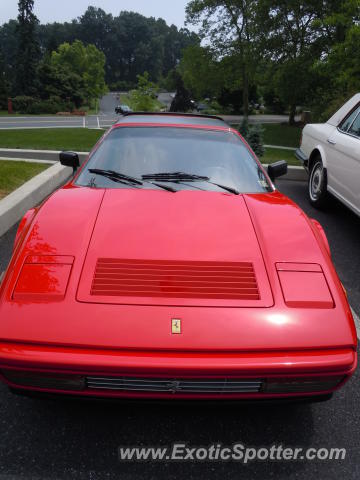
[
  {"left": 0, "top": 148, "right": 89, "bottom": 164},
  {"left": 0, "top": 162, "right": 72, "bottom": 237},
  {"left": 264, "top": 144, "right": 296, "bottom": 151},
  {"left": 0, "top": 157, "right": 56, "bottom": 164}
]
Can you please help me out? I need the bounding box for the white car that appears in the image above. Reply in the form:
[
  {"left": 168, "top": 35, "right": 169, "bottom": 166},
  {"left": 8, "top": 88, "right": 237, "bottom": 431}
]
[{"left": 296, "top": 93, "right": 360, "bottom": 216}]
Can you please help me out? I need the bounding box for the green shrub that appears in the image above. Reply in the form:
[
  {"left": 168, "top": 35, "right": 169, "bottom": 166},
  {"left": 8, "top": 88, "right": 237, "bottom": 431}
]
[
  {"left": 237, "top": 121, "right": 265, "bottom": 157},
  {"left": 238, "top": 118, "right": 249, "bottom": 138},
  {"left": 12, "top": 95, "right": 73, "bottom": 114},
  {"left": 108, "top": 80, "right": 135, "bottom": 91},
  {"left": 12, "top": 96, "right": 35, "bottom": 113},
  {"left": 127, "top": 72, "right": 161, "bottom": 112},
  {"left": 128, "top": 89, "right": 161, "bottom": 111},
  {"left": 247, "top": 124, "right": 265, "bottom": 158},
  {"left": 27, "top": 100, "right": 60, "bottom": 114}
]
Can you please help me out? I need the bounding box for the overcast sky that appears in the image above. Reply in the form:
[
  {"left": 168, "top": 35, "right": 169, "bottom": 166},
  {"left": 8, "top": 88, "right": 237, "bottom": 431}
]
[{"left": 0, "top": 0, "right": 191, "bottom": 28}]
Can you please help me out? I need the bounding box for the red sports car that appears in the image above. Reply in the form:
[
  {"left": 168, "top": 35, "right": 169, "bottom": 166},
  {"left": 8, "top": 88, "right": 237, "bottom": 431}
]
[{"left": 0, "top": 113, "right": 357, "bottom": 401}]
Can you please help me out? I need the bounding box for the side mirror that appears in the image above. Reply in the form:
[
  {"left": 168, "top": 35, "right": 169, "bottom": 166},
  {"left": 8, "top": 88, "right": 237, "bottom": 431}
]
[
  {"left": 267, "top": 160, "right": 288, "bottom": 181},
  {"left": 59, "top": 151, "right": 80, "bottom": 173}
]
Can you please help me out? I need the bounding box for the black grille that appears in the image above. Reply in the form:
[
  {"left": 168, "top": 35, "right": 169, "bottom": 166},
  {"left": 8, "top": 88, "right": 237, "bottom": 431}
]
[{"left": 86, "top": 376, "right": 263, "bottom": 394}]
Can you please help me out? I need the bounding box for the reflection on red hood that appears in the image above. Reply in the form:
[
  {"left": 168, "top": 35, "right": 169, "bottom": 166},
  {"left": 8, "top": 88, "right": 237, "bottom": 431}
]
[{"left": 77, "top": 189, "right": 273, "bottom": 307}]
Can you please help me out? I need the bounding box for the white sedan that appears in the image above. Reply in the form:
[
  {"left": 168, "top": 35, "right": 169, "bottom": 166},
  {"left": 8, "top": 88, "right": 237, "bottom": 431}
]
[{"left": 296, "top": 93, "right": 360, "bottom": 216}]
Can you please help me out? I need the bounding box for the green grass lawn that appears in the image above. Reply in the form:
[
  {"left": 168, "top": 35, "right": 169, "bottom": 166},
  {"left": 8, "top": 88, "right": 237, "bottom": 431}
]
[
  {"left": 0, "top": 128, "right": 103, "bottom": 151},
  {"left": 261, "top": 123, "right": 302, "bottom": 148},
  {"left": 230, "top": 123, "right": 302, "bottom": 148},
  {"left": 261, "top": 147, "right": 299, "bottom": 166},
  {"left": 0, "top": 160, "right": 51, "bottom": 199}
]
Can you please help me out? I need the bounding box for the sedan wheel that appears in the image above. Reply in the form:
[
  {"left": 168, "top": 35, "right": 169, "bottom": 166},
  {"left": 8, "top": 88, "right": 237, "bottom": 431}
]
[{"left": 309, "top": 159, "right": 328, "bottom": 208}]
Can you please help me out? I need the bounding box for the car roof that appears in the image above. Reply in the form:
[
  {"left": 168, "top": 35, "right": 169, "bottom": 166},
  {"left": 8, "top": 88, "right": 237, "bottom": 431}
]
[{"left": 115, "top": 112, "right": 228, "bottom": 127}]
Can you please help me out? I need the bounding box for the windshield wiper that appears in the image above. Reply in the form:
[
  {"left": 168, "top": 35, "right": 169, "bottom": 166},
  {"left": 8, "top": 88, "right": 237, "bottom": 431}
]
[
  {"left": 142, "top": 171, "right": 239, "bottom": 195},
  {"left": 89, "top": 169, "right": 143, "bottom": 185},
  {"left": 88, "top": 168, "right": 177, "bottom": 192},
  {"left": 142, "top": 172, "right": 209, "bottom": 181}
]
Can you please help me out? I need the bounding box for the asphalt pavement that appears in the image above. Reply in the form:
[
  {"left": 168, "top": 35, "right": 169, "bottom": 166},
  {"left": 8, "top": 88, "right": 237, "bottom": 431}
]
[{"left": 0, "top": 180, "right": 359, "bottom": 480}]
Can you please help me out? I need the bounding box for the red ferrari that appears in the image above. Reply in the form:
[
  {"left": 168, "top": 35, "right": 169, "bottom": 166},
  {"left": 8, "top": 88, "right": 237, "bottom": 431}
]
[{"left": 0, "top": 113, "right": 357, "bottom": 401}]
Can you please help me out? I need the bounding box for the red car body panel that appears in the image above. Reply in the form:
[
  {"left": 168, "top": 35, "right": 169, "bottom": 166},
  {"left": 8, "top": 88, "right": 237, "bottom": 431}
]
[{"left": 0, "top": 117, "right": 357, "bottom": 400}]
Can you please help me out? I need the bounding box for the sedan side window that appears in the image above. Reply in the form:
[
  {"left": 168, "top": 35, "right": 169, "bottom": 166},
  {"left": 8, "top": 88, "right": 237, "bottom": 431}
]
[
  {"left": 339, "top": 105, "right": 360, "bottom": 132},
  {"left": 348, "top": 112, "right": 360, "bottom": 138}
]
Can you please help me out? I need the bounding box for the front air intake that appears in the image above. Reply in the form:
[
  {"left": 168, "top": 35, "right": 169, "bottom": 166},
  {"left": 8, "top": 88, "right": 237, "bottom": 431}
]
[
  {"left": 86, "top": 375, "right": 263, "bottom": 394},
  {"left": 90, "top": 258, "right": 260, "bottom": 300}
]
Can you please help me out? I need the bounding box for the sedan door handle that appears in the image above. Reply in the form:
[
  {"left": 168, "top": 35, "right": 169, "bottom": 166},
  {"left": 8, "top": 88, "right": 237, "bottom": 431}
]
[{"left": 327, "top": 138, "right": 337, "bottom": 145}]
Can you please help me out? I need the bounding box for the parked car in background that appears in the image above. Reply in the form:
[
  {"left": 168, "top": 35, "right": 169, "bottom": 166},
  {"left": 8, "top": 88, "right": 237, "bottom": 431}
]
[
  {"left": 195, "top": 102, "right": 209, "bottom": 112},
  {"left": 296, "top": 93, "right": 360, "bottom": 215},
  {"left": 115, "top": 104, "right": 132, "bottom": 114}
]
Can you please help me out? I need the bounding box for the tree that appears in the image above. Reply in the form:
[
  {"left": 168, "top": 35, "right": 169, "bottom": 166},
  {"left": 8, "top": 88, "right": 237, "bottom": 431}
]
[
  {"left": 15, "top": 0, "right": 40, "bottom": 95},
  {"left": 1, "top": 6, "right": 200, "bottom": 94},
  {"left": 0, "top": 20, "right": 18, "bottom": 92},
  {"left": 128, "top": 72, "right": 161, "bottom": 111},
  {"left": 179, "top": 45, "right": 221, "bottom": 100},
  {"left": 0, "top": 50, "right": 9, "bottom": 109},
  {"left": 50, "top": 40, "right": 107, "bottom": 105},
  {"left": 186, "top": 0, "right": 259, "bottom": 117},
  {"left": 170, "top": 71, "right": 193, "bottom": 112},
  {"left": 256, "top": 0, "right": 360, "bottom": 123},
  {"left": 37, "top": 55, "right": 85, "bottom": 107},
  {"left": 310, "top": 22, "right": 360, "bottom": 121},
  {"left": 83, "top": 44, "right": 107, "bottom": 101}
]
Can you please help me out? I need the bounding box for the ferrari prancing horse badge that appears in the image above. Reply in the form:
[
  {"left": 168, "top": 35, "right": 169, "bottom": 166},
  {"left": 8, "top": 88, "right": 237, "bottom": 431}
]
[{"left": 171, "top": 318, "right": 181, "bottom": 334}]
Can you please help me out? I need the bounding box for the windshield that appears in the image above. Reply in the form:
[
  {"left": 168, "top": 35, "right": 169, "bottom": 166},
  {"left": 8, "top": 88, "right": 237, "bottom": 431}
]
[{"left": 76, "top": 127, "right": 272, "bottom": 193}]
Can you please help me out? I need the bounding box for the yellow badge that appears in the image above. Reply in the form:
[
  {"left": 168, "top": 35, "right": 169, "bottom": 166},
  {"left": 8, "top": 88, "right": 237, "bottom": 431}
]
[{"left": 171, "top": 318, "right": 181, "bottom": 334}]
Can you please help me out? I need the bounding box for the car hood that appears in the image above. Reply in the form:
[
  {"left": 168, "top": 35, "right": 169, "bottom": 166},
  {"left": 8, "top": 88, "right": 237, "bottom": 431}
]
[
  {"left": 1, "top": 186, "right": 355, "bottom": 352},
  {"left": 77, "top": 189, "right": 273, "bottom": 307}
]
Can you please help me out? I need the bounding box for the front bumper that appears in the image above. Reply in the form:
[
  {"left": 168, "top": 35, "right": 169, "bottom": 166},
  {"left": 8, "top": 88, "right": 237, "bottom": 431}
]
[
  {"left": 0, "top": 342, "right": 356, "bottom": 400},
  {"left": 295, "top": 148, "right": 309, "bottom": 171}
]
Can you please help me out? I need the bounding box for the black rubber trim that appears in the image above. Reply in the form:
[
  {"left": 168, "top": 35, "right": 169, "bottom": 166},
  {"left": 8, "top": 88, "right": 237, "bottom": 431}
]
[
  {"left": 9, "top": 387, "right": 333, "bottom": 405},
  {"left": 121, "top": 111, "right": 226, "bottom": 122},
  {"left": 295, "top": 148, "right": 308, "bottom": 168}
]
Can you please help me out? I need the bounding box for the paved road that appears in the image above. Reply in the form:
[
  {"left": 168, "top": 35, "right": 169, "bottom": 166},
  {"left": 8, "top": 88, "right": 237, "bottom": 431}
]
[
  {"left": 0, "top": 114, "right": 118, "bottom": 130},
  {"left": 0, "top": 181, "right": 359, "bottom": 480},
  {"left": 0, "top": 93, "right": 297, "bottom": 129}
]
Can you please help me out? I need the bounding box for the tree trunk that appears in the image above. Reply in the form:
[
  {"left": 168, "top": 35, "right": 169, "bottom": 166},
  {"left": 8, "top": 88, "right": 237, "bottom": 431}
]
[
  {"left": 242, "top": 68, "right": 249, "bottom": 118},
  {"left": 289, "top": 104, "right": 296, "bottom": 125}
]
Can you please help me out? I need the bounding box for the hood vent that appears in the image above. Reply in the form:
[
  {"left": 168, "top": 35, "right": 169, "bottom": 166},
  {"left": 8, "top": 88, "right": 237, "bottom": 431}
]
[{"left": 90, "top": 258, "right": 260, "bottom": 300}]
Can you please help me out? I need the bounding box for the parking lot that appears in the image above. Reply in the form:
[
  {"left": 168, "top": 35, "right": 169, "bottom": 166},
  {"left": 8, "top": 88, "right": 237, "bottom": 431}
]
[{"left": 0, "top": 179, "right": 359, "bottom": 480}]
